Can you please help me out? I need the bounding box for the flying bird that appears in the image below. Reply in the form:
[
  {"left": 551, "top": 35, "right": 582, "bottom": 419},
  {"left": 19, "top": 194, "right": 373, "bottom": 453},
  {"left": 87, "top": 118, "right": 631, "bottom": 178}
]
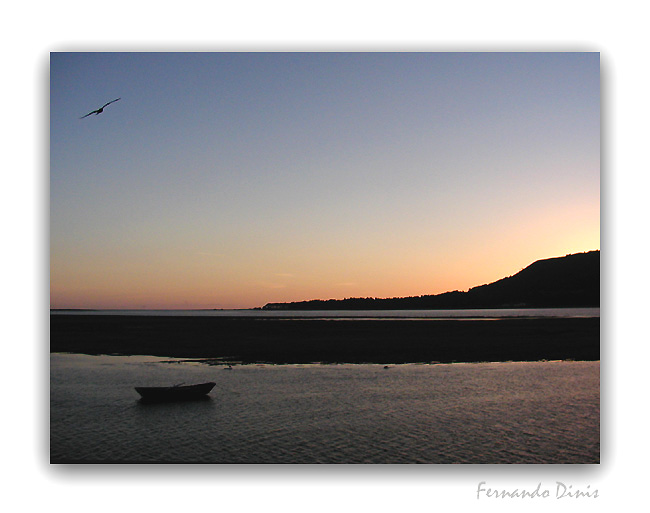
[{"left": 80, "top": 98, "right": 121, "bottom": 119}]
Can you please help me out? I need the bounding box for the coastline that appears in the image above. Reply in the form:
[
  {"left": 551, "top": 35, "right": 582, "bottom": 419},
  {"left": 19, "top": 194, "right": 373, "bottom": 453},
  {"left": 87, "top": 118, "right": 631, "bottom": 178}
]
[{"left": 50, "top": 314, "right": 600, "bottom": 364}]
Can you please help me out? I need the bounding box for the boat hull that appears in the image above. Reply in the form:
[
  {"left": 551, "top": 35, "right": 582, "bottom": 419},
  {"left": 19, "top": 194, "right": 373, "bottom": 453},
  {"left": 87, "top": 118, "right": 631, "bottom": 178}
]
[{"left": 135, "top": 382, "right": 216, "bottom": 402}]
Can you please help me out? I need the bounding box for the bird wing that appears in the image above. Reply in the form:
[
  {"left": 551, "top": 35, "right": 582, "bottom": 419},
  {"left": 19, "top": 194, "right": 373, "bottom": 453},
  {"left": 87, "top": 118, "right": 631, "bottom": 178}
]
[
  {"left": 101, "top": 98, "right": 121, "bottom": 109},
  {"left": 79, "top": 110, "right": 98, "bottom": 119}
]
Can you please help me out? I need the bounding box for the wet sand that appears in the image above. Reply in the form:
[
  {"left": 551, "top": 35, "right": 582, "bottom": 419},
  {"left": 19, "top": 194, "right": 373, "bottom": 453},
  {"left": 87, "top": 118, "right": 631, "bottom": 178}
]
[{"left": 50, "top": 314, "right": 600, "bottom": 364}]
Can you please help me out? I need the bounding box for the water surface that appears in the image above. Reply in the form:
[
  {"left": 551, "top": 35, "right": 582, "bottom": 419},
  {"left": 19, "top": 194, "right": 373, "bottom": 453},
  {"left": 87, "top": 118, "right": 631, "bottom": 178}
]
[{"left": 50, "top": 354, "right": 599, "bottom": 463}]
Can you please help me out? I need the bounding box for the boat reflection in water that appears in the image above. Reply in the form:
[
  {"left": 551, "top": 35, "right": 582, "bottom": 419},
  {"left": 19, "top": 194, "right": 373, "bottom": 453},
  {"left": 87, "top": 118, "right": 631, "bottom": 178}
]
[{"left": 135, "top": 382, "right": 216, "bottom": 403}]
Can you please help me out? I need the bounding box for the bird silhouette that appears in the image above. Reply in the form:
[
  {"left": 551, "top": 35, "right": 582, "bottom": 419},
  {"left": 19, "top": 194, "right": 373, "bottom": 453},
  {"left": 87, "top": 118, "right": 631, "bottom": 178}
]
[{"left": 80, "top": 98, "right": 121, "bottom": 119}]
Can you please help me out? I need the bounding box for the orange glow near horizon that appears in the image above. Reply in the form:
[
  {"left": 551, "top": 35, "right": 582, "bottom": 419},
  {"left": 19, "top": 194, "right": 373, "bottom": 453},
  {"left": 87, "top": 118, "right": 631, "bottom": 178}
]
[
  {"left": 51, "top": 241, "right": 600, "bottom": 311},
  {"left": 50, "top": 194, "right": 600, "bottom": 310}
]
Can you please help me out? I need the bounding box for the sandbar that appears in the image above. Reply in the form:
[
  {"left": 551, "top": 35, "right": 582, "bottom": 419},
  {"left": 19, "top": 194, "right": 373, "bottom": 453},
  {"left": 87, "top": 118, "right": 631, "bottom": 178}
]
[{"left": 50, "top": 314, "right": 600, "bottom": 364}]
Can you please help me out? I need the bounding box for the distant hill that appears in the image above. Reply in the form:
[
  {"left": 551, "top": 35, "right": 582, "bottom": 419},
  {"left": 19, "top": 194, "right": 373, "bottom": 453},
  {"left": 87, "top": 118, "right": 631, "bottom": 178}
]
[{"left": 263, "top": 251, "right": 600, "bottom": 310}]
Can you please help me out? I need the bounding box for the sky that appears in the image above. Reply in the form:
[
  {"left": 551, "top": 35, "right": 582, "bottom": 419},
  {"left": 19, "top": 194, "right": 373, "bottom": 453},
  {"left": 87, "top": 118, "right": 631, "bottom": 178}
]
[{"left": 50, "top": 52, "right": 600, "bottom": 309}]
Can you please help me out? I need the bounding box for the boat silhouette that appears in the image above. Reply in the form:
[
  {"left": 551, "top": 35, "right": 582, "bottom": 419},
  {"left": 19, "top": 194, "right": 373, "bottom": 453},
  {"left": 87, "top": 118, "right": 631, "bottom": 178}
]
[{"left": 135, "top": 382, "right": 216, "bottom": 402}]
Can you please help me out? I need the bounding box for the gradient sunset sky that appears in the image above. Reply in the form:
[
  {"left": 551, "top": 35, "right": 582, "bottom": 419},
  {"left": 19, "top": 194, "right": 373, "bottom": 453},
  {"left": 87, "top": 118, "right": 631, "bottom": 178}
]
[{"left": 50, "top": 52, "right": 599, "bottom": 309}]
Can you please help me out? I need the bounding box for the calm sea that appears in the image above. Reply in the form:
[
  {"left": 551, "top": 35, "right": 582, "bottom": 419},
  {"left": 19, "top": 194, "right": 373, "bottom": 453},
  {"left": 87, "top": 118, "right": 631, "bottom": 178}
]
[
  {"left": 50, "top": 354, "right": 599, "bottom": 464},
  {"left": 50, "top": 307, "right": 600, "bottom": 319}
]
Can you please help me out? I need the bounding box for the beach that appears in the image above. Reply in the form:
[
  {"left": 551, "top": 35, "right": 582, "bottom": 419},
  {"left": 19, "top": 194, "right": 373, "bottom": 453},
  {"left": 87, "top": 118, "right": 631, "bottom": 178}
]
[{"left": 50, "top": 314, "right": 599, "bottom": 364}]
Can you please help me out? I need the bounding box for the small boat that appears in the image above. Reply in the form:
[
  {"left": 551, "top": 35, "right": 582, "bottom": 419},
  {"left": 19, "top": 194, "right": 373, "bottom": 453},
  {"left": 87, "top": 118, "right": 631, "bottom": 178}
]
[{"left": 135, "top": 382, "right": 216, "bottom": 402}]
